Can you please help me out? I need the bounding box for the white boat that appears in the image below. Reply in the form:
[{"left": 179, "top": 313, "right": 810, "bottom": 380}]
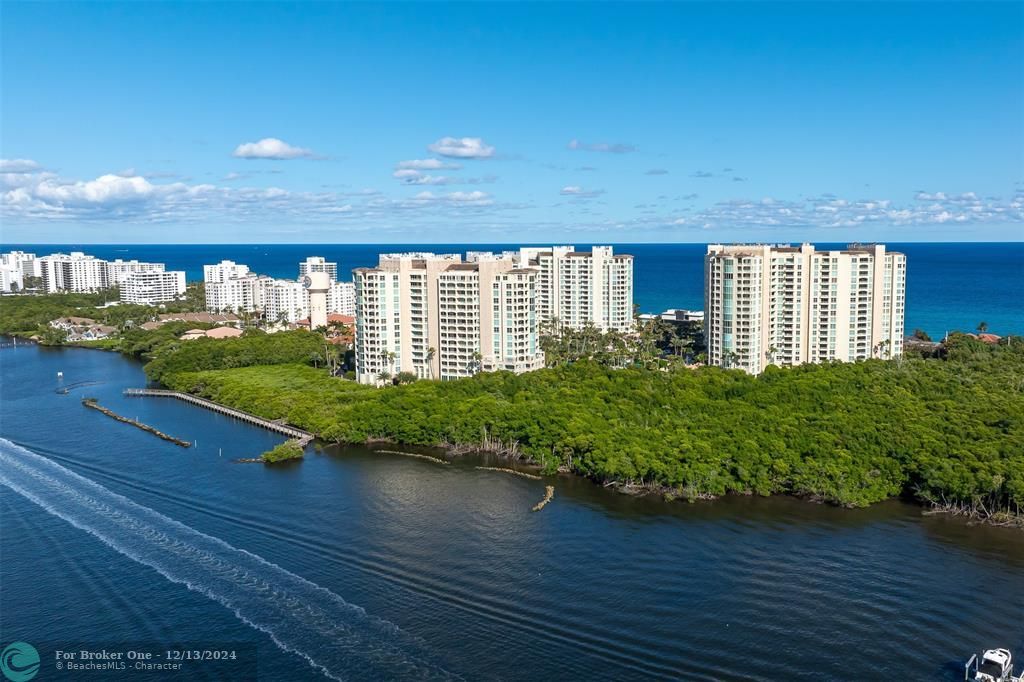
[{"left": 966, "top": 649, "right": 1023, "bottom": 682}]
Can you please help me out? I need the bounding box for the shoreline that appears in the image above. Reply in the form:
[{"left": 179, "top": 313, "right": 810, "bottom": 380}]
[
  {"left": 352, "top": 433, "right": 1024, "bottom": 529},
  {"left": 13, "top": 338, "right": 1022, "bottom": 531}
]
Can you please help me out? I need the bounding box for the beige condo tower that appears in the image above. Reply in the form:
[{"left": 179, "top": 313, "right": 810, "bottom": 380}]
[{"left": 704, "top": 243, "right": 907, "bottom": 374}]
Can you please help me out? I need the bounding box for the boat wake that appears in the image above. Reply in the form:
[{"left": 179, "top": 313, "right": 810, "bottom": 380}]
[{"left": 0, "top": 437, "right": 455, "bottom": 681}]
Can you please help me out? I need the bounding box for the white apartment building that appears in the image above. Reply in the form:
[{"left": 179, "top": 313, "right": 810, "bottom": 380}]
[
  {"left": 705, "top": 243, "right": 907, "bottom": 374},
  {"left": 0, "top": 265, "right": 23, "bottom": 292},
  {"left": 518, "top": 245, "right": 634, "bottom": 332},
  {"left": 106, "top": 259, "right": 166, "bottom": 286},
  {"left": 38, "top": 252, "right": 111, "bottom": 293},
  {"left": 354, "top": 252, "right": 546, "bottom": 384},
  {"left": 120, "top": 271, "right": 186, "bottom": 305},
  {"left": 299, "top": 256, "right": 338, "bottom": 282},
  {"left": 205, "top": 275, "right": 268, "bottom": 314},
  {"left": 1, "top": 251, "right": 40, "bottom": 279},
  {"left": 264, "top": 279, "right": 308, "bottom": 324},
  {"left": 204, "top": 260, "right": 251, "bottom": 284},
  {"left": 328, "top": 280, "right": 355, "bottom": 317}
]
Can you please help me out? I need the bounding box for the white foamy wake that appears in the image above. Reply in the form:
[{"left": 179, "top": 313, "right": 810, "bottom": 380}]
[{"left": 0, "top": 437, "right": 455, "bottom": 681}]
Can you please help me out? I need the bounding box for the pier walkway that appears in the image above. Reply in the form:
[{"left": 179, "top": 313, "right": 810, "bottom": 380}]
[{"left": 124, "top": 388, "right": 314, "bottom": 446}]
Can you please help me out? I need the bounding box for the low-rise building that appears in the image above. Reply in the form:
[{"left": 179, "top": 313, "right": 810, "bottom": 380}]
[
  {"left": 156, "top": 312, "right": 241, "bottom": 325},
  {"left": 180, "top": 326, "right": 244, "bottom": 341},
  {"left": 51, "top": 316, "right": 99, "bottom": 330}
]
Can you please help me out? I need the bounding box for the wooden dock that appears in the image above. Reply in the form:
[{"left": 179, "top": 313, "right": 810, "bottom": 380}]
[{"left": 124, "top": 388, "right": 314, "bottom": 446}]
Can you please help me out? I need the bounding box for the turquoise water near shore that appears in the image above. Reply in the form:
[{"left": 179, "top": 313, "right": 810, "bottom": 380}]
[
  {"left": 2, "top": 342, "right": 1023, "bottom": 680},
  {"left": 5, "top": 242, "right": 1023, "bottom": 338}
]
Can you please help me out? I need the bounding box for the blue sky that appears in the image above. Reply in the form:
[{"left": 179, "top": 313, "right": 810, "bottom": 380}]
[{"left": 2, "top": 1, "right": 1021, "bottom": 243}]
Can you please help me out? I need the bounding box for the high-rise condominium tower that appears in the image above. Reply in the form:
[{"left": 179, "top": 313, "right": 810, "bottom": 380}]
[
  {"left": 353, "top": 252, "right": 544, "bottom": 384},
  {"left": 298, "top": 256, "right": 338, "bottom": 282},
  {"left": 518, "top": 246, "right": 634, "bottom": 332},
  {"left": 704, "top": 243, "right": 906, "bottom": 374}
]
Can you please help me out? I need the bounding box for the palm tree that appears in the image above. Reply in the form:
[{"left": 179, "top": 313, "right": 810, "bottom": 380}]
[
  {"left": 468, "top": 350, "right": 483, "bottom": 375},
  {"left": 425, "top": 346, "right": 436, "bottom": 379},
  {"left": 765, "top": 345, "right": 779, "bottom": 365},
  {"left": 977, "top": 321, "right": 989, "bottom": 334}
]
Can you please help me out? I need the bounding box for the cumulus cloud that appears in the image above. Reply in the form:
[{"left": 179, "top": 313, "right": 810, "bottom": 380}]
[
  {"left": 232, "top": 138, "right": 318, "bottom": 160},
  {"left": 384, "top": 190, "right": 495, "bottom": 208},
  {"left": 1, "top": 164, "right": 512, "bottom": 224},
  {"left": 567, "top": 139, "right": 636, "bottom": 154},
  {"left": 661, "top": 190, "right": 1023, "bottom": 231},
  {"left": 0, "top": 159, "right": 42, "bottom": 173},
  {"left": 392, "top": 169, "right": 456, "bottom": 186},
  {"left": 392, "top": 168, "right": 496, "bottom": 186},
  {"left": 396, "top": 158, "right": 461, "bottom": 170},
  {"left": 2, "top": 168, "right": 355, "bottom": 222},
  {"left": 427, "top": 137, "right": 495, "bottom": 159},
  {"left": 690, "top": 170, "right": 714, "bottom": 178},
  {"left": 560, "top": 185, "right": 605, "bottom": 198}
]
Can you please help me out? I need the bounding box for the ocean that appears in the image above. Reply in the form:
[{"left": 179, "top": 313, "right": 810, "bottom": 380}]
[{"left": 5, "top": 242, "right": 1023, "bottom": 338}]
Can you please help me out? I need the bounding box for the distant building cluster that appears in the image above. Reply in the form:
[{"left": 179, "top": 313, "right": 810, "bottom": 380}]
[
  {"left": 1, "top": 249, "right": 186, "bottom": 305},
  {"left": 12, "top": 241, "right": 913, "bottom": 379},
  {"left": 352, "top": 245, "right": 634, "bottom": 385},
  {"left": 704, "top": 243, "right": 907, "bottom": 374},
  {"left": 203, "top": 255, "right": 356, "bottom": 323}
]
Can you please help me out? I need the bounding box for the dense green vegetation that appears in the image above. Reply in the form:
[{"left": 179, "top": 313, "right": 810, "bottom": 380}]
[
  {"left": 260, "top": 440, "right": 305, "bottom": 463},
  {"left": 145, "top": 330, "right": 326, "bottom": 382},
  {"left": 0, "top": 285, "right": 205, "bottom": 338},
  {"left": 6, "top": 293, "right": 1019, "bottom": 521},
  {"left": 163, "top": 333, "right": 1024, "bottom": 518},
  {"left": 0, "top": 290, "right": 119, "bottom": 335}
]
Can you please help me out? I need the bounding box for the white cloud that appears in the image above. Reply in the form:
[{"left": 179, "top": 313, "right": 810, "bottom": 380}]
[
  {"left": 1, "top": 165, "right": 508, "bottom": 223},
  {"left": 561, "top": 185, "right": 605, "bottom": 198},
  {"left": 662, "top": 189, "right": 1023, "bottom": 231},
  {"left": 232, "top": 138, "right": 318, "bottom": 160},
  {"left": 392, "top": 169, "right": 455, "bottom": 185},
  {"left": 567, "top": 140, "right": 636, "bottom": 154},
  {"left": 447, "top": 191, "right": 491, "bottom": 204},
  {"left": 0, "top": 159, "right": 42, "bottom": 173},
  {"left": 1, "top": 168, "right": 351, "bottom": 222},
  {"left": 396, "top": 158, "right": 461, "bottom": 170},
  {"left": 427, "top": 137, "right": 495, "bottom": 159}
]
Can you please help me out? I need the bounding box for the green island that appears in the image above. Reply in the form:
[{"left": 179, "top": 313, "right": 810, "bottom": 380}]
[
  {"left": 260, "top": 440, "right": 306, "bottom": 463},
  {"left": 3, "top": 291, "right": 1021, "bottom": 526}
]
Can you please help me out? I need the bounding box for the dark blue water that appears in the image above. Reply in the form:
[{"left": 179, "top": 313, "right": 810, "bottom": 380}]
[
  {"left": 2, "top": 343, "right": 1023, "bottom": 681},
  {"left": 6, "top": 243, "right": 1023, "bottom": 338}
]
